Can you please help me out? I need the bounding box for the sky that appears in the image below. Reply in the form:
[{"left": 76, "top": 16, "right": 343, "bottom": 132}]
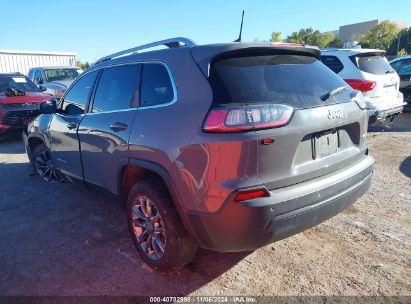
[{"left": 1, "top": 0, "right": 410, "bottom": 63}]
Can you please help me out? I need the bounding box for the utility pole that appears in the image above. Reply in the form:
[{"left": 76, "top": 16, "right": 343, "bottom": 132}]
[{"left": 396, "top": 32, "right": 401, "bottom": 55}]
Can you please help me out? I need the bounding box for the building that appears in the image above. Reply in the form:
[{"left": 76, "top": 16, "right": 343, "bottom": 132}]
[
  {"left": 326, "top": 20, "right": 409, "bottom": 43},
  {"left": 0, "top": 50, "right": 77, "bottom": 75}
]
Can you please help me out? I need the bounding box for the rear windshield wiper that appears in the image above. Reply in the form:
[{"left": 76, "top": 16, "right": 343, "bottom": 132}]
[
  {"left": 320, "top": 86, "right": 348, "bottom": 102},
  {"left": 385, "top": 69, "right": 396, "bottom": 74}
]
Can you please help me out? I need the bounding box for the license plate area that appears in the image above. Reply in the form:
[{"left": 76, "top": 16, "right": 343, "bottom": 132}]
[{"left": 312, "top": 130, "right": 340, "bottom": 159}]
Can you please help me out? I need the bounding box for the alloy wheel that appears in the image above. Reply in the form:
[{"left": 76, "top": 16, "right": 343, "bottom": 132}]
[
  {"left": 34, "top": 150, "right": 63, "bottom": 183},
  {"left": 131, "top": 195, "right": 166, "bottom": 260}
]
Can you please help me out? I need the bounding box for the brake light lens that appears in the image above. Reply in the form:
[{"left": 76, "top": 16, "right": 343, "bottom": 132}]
[
  {"left": 350, "top": 90, "right": 367, "bottom": 110},
  {"left": 203, "top": 104, "right": 293, "bottom": 133},
  {"left": 234, "top": 188, "right": 270, "bottom": 202},
  {"left": 344, "top": 79, "right": 376, "bottom": 92}
]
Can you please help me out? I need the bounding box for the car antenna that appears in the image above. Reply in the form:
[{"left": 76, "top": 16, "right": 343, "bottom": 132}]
[{"left": 234, "top": 10, "right": 245, "bottom": 42}]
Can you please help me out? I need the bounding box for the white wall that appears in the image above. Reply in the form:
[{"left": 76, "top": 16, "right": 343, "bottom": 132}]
[{"left": 0, "top": 51, "right": 76, "bottom": 75}]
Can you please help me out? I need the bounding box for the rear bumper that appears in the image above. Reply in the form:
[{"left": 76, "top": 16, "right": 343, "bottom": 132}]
[
  {"left": 367, "top": 99, "right": 406, "bottom": 124},
  {"left": 187, "top": 155, "right": 374, "bottom": 252}
]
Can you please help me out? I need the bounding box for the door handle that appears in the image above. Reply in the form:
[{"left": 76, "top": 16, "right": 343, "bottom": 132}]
[
  {"left": 109, "top": 122, "right": 128, "bottom": 132},
  {"left": 66, "top": 122, "right": 78, "bottom": 130}
]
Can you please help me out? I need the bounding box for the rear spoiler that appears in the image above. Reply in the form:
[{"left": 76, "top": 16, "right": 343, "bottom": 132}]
[{"left": 191, "top": 44, "right": 321, "bottom": 78}]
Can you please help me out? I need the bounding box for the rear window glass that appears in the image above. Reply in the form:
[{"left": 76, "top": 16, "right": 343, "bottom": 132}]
[
  {"left": 209, "top": 54, "right": 350, "bottom": 109},
  {"left": 0, "top": 75, "right": 39, "bottom": 93},
  {"left": 354, "top": 55, "right": 392, "bottom": 75}
]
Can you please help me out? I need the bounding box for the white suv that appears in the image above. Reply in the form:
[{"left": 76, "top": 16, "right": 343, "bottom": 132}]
[{"left": 320, "top": 48, "right": 406, "bottom": 124}]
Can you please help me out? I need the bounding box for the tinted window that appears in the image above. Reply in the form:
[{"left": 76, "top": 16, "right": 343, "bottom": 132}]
[
  {"left": 0, "top": 75, "right": 39, "bottom": 93},
  {"left": 92, "top": 64, "right": 140, "bottom": 112},
  {"left": 209, "top": 54, "right": 350, "bottom": 109},
  {"left": 391, "top": 59, "right": 411, "bottom": 75},
  {"left": 140, "top": 63, "right": 174, "bottom": 107},
  {"left": 354, "top": 55, "right": 393, "bottom": 75},
  {"left": 320, "top": 56, "right": 344, "bottom": 74},
  {"left": 34, "top": 70, "right": 43, "bottom": 82},
  {"left": 62, "top": 71, "right": 98, "bottom": 115}
]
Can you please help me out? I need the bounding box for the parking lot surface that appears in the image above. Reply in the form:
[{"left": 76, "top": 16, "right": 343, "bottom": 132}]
[{"left": 0, "top": 114, "right": 410, "bottom": 297}]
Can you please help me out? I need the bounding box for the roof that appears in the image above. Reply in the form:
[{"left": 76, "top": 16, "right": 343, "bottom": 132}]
[
  {"left": 321, "top": 48, "right": 385, "bottom": 54},
  {"left": 0, "top": 49, "right": 76, "bottom": 56},
  {"left": 92, "top": 38, "right": 321, "bottom": 77},
  {"left": 0, "top": 72, "right": 24, "bottom": 76},
  {"left": 29, "top": 66, "right": 81, "bottom": 70},
  {"left": 390, "top": 54, "right": 411, "bottom": 63}
]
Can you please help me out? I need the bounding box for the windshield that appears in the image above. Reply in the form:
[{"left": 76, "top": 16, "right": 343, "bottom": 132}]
[
  {"left": 391, "top": 59, "right": 411, "bottom": 75},
  {"left": 0, "top": 75, "right": 40, "bottom": 93},
  {"left": 209, "top": 54, "right": 351, "bottom": 109},
  {"left": 44, "top": 69, "right": 82, "bottom": 82}
]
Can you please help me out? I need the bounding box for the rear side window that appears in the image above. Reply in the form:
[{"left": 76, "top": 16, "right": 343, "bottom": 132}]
[
  {"left": 352, "top": 55, "right": 392, "bottom": 75},
  {"left": 320, "top": 56, "right": 344, "bottom": 74},
  {"left": 62, "top": 70, "right": 98, "bottom": 115},
  {"left": 140, "top": 63, "right": 174, "bottom": 107},
  {"left": 92, "top": 64, "right": 141, "bottom": 113},
  {"left": 209, "top": 54, "right": 350, "bottom": 109}
]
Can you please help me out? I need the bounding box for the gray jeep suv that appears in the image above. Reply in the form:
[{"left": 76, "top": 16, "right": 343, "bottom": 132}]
[{"left": 23, "top": 38, "right": 374, "bottom": 271}]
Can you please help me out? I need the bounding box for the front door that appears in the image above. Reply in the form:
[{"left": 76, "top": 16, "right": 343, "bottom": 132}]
[
  {"left": 48, "top": 70, "right": 99, "bottom": 181},
  {"left": 78, "top": 63, "right": 141, "bottom": 194}
]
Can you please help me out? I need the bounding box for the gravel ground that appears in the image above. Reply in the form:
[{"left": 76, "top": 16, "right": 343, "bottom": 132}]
[{"left": 0, "top": 114, "right": 410, "bottom": 299}]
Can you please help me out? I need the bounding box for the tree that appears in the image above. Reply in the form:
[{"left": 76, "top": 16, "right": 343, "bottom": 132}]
[
  {"left": 359, "top": 20, "right": 400, "bottom": 52},
  {"left": 76, "top": 60, "right": 90, "bottom": 70},
  {"left": 270, "top": 32, "right": 282, "bottom": 42},
  {"left": 286, "top": 27, "right": 334, "bottom": 48},
  {"left": 387, "top": 27, "right": 411, "bottom": 56},
  {"left": 327, "top": 37, "right": 344, "bottom": 48}
]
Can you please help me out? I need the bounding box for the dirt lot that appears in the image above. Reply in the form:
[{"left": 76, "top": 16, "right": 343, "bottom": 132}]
[{"left": 0, "top": 114, "right": 410, "bottom": 299}]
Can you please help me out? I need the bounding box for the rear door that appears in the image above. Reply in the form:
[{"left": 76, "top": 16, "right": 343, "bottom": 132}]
[
  {"left": 209, "top": 52, "right": 369, "bottom": 190},
  {"left": 48, "top": 70, "right": 99, "bottom": 180},
  {"left": 77, "top": 63, "right": 141, "bottom": 194}
]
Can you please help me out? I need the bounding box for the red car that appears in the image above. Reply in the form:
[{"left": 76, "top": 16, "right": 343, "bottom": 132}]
[{"left": 0, "top": 73, "right": 52, "bottom": 139}]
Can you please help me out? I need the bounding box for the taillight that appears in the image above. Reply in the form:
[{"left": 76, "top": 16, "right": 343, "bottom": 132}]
[
  {"left": 203, "top": 104, "right": 293, "bottom": 133},
  {"left": 344, "top": 79, "right": 376, "bottom": 92},
  {"left": 350, "top": 90, "right": 367, "bottom": 110},
  {"left": 234, "top": 188, "right": 270, "bottom": 202}
]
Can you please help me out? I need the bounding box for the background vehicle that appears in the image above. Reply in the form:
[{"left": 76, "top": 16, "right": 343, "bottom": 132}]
[
  {"left": 390, "top": 55, "right": 411, "bottom": 109},
  {"left": 320, "top": 48, "right": 406, "bottom": 124},
  {"left": 23, "top": 38, "right": 374, "bottom": 271},
  {"left": 27, "top": 67, "right": 83, "bottom": 99},
  {"left": 0, "top": 73, "right": 51, "bottom": 138}
]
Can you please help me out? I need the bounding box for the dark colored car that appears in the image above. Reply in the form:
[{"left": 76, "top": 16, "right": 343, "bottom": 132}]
[
  {"left": 390, "top": 55, "right": 411, "bottom": 107},
  {"left": 0, "top": 73, "right": 52, "bottom": 139},
  {"left": 23, "top": 38, "right": 374, "bottom": 271}
]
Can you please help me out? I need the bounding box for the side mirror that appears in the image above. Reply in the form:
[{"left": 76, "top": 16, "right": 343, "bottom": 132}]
[
  {"left": 39, "top": 99, "right": 57, "bottom": 114},
  {"left": 39, "top": 85, "right": 47, "bottom": 92},
  {"left": 36, "top": 78, "right": 44, "bottom": 85}
]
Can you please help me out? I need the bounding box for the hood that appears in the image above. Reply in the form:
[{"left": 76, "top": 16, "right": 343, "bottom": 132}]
[
  {"left": 0, "top": 91, "right": 52, "bottom": 105},
  {"left": 46, "top": 79, "right": 73, "bottom": 89}
]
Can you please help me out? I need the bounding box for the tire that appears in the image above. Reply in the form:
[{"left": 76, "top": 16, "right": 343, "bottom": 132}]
[
  {"left": 31, "top": 144, "right": 64, "bottom": 183},
  {"left": 126, "top": 179, "right": 197, "bottom": 272}
]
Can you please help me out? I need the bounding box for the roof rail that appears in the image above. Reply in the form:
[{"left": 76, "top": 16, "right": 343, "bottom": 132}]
[{"left": 95, "top": 37, "right": 195, "bottom": 64}]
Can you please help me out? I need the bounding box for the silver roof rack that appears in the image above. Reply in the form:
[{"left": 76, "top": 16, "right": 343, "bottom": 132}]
[{"left": 95, "top": 37, "right": 195, "bottom": 64}]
